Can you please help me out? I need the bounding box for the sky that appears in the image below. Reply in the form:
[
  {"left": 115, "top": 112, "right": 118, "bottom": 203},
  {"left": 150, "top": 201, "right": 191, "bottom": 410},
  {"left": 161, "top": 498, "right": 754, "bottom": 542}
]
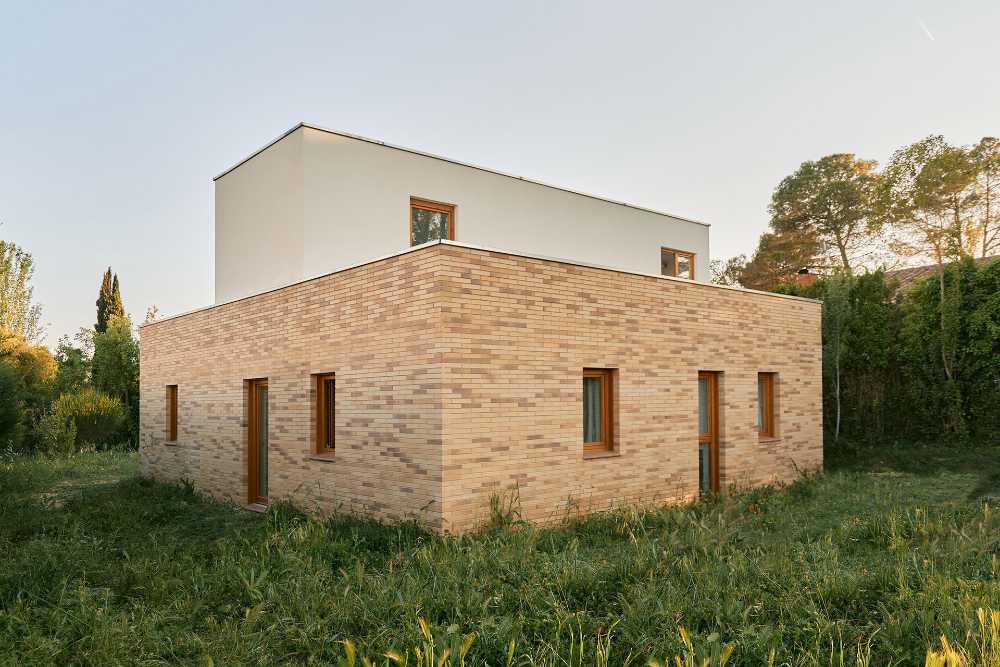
[{"left": 2, "top": 0, "right": 998, "bottom": 345}]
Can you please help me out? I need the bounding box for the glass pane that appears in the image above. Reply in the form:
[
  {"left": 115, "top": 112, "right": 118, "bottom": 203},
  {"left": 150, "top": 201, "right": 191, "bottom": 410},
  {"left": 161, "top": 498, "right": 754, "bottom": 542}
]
[
  {"left": 411, "top": 207, "right": 450, "bottom": 245},
  {"left": 257, "top": 388, "right": 268, "bottom": 497},
  {"left": 677, "top": 254, "right": 692, "bottom": 279},
  {"left": 660, "top": 250, "right": 676, "bottom": 277},
  {"left": 699, "top": 443, "right": 711, "bottom": 496},
  {"left": 757, "top": 377, "right": 765, "bottom": 430},
  {"left": 324, "top": 379, "right": 335, "bottom": 449},
  {"left": 698, "top": 377, "right": 709, "bottom": 434},
  {"left": 583, "top": 376, "right": 602, "bottom": 442}
]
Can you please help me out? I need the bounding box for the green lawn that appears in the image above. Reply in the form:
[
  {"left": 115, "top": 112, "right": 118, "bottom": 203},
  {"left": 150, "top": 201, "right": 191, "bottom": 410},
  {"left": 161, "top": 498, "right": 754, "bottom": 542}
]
[{"left": 2, "top": 441, "right": 999, "bottom": 666}]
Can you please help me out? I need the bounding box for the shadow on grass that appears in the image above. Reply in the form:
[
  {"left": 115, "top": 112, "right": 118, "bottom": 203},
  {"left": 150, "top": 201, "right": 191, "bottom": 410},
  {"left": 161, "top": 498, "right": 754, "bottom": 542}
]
[{"left": 825, "top": 436, "right": 1000, "bottom": 502}]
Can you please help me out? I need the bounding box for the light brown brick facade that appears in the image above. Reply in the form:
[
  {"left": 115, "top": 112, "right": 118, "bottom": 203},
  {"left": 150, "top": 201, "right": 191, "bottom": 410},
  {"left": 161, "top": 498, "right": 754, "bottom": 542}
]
[{"left": 140, "top": 242, "right": 822, "bottom": 532}]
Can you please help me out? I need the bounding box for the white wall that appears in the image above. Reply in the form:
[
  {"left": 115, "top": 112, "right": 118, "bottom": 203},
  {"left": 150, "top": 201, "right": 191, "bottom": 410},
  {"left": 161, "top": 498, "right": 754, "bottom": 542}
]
[{"left": 215, "top": 126, "right": 711, "bottom": 303}]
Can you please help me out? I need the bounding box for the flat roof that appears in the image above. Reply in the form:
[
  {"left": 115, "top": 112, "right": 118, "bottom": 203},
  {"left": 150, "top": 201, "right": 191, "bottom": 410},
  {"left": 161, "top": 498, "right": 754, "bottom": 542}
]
[
  {"left": 213, "top": 122, "right": 710, "bottom": 228},
  {"left": 142, "top": 240, "right": 819, "bottom": 329}
]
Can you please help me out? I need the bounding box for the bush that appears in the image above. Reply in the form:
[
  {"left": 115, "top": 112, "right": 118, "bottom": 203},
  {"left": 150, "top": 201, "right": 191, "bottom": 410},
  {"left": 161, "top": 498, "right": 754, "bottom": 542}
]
[
  {"left": 0, "top": 361, "right": 22, "bottom": 446},
  {"left": 41, "top": 389, "right": 126, "bottom": 453}
]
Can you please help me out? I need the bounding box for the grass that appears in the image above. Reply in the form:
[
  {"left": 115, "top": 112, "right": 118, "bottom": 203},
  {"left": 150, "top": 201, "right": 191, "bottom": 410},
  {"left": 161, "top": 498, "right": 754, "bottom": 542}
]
[{"left": 1, "top": 440, "right": 999, "bottom": 666}]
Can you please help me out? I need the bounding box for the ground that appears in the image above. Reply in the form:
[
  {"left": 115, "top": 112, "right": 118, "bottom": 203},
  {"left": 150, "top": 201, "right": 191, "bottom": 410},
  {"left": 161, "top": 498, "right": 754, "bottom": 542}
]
[{"left": 1, "top": 440, "right": 999, "bottom": 666}]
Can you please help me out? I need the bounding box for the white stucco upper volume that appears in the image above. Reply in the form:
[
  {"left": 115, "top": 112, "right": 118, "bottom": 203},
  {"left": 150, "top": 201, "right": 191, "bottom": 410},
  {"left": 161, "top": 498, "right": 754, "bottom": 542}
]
[{"left": 214, "top": 123, "right": 712, "bottom": 303}]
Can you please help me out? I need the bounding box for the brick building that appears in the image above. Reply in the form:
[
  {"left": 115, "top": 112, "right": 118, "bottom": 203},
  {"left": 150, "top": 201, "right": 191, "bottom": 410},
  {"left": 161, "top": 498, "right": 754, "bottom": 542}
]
[{"left": 140, "top": 125, "right": 822, "bottom": 531}]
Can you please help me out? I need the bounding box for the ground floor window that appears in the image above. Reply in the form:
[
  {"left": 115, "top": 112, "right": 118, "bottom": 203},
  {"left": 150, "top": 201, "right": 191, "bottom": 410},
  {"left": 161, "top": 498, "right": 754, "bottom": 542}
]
[
  {"left": 757, "top": 372, "right": 776, "bottom": 438},
  {"left": 583, "top": 369, "right": 615, "bottom": 454},
  {"left": 314, "top": 373, "right": 336, "bottom": 454}
]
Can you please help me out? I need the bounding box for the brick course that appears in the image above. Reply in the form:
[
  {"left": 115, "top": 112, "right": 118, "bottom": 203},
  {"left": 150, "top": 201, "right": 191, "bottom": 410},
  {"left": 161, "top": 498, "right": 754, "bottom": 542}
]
[{"left": 140, "top": 242, "right": 822, "bottom": 532}]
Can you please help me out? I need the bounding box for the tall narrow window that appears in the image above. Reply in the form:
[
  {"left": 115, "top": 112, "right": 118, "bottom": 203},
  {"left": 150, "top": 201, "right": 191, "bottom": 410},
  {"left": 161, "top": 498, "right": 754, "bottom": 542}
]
[
  {"left": 583, "top": 369, "right": 615, "bottom": 454},
  {"left": 410, "top": 197, "right": 455, "bottom": 246},
  {"left": 315, "top": 373, "right": 336, "bottom": 455},
  {"left": 166, "top": 385, "right": 178, "bottom": 442},
  {"left": 660, "top": 248, "right": 695, "bottom": 280},
  {"left": 757, "top": 372, "right": 776, "bottom": 438}
]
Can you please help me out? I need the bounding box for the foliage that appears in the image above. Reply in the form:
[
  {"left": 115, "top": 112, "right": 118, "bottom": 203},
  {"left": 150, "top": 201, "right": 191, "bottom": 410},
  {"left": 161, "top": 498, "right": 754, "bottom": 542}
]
[
  {"left": 709, "top": 255, "right": 747, "bottom": 286},
  {"left": 0, "top": 361, "right": 22, "bottom": 446},
  {"left": 970, "top": 136, "right": 1000, "bottom": 258},
  {"left": 53, "top": 335, "right": 89, "bottom": 396},
  {"left": 0, "top": 327, "right": 56, "bottom": 451},
  {"left": 91, "top": 314, "right": 139, "bottom": 444},
  {"left": 1, "top": 442, "right": 998, "bottom": 664},
  {"left": 0, "top": 240, "right": 44, "bottom": 343},
  {"left": 36, "top": 407, "right": 77, "bottom": 456},
  {"left": 770, "top": 153, "right": 883, "bottom": 271},
  {"left": 738, "top": 229, "right": 820, "bottom": 290},
  {"left": 42, "top": 388, "right": 126, "bottom": 451},
  {"left": 94, "top": 267, "right": 124, "bottom": 334}
]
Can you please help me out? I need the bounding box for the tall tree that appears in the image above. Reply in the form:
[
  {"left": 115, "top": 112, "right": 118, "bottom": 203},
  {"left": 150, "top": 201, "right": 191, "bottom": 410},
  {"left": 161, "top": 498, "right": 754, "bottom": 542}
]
[
  {"left": 95, "top": 268, "right": 125, "bottom": 333},
  {"left": 0, "top": 241, "right": 44, "bottom": 343},
  {"left": 769, "top": 153, "right": 882, "bottom": 271},
  {"left": 96, "top": 268, "right": 112, "bottom": 333},
  {"left": 971, "top": 136, "right": 1000, "bottom": 258},
  {"left": 91, "top": 314, "right": 139, "bottom": 442},
  {"left": 880, "top": 136, "right": 978, "bottom": 429}
]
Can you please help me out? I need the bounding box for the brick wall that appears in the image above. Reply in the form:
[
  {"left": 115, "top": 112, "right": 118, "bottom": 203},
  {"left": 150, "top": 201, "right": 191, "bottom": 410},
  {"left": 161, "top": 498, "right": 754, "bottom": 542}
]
[
  {"left": 139, "top": 249, "right": 448, "bottom": 528},
  {"left": 139, "top": 242, "right": 822, "bottom": 533},
  {"left": 434, "top": 244, "right": 822, "bottom": 531}
]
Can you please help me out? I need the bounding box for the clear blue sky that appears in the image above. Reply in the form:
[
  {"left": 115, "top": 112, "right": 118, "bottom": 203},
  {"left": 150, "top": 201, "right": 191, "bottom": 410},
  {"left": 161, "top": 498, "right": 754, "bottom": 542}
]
[{"left": 2, "top": 1, "right": 998, "bottom": 345}]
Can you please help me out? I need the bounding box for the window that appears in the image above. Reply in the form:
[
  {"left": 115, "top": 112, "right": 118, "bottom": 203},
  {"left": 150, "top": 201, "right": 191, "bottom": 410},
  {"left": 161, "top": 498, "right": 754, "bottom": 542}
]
[
  {"left": 661, "top": 248, "right": 695, "bottom": 280},
  {"left": 166, "top": 385, "right": 178, "bottom": 441},
  {"left": 410, "top": 197, "right": 455, "bottom": 246},
  {"left": 583, "top": 369, "right": 615, "bottom": 454},
  {"left": 757, "top": 372, "right": 776, "bottom": 439},
  {"left": 315, "top": 373, "right": 336, "bottom": 454}
]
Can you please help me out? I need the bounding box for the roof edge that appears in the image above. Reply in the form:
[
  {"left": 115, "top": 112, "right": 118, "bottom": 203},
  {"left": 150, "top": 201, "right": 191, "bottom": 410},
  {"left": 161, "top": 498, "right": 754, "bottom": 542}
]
[
  {"left": 212, "top": 122, "right": 711, "bottom": 228},
  {"left": 142, "top": 241, "right": 819, "bottom": 329}
]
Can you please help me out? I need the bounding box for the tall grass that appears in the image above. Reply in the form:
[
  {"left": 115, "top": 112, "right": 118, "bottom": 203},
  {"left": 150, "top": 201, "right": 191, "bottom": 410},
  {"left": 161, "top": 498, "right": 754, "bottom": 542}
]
[{"left": 1, "top": 442, "right": 999, "bottom": 665}]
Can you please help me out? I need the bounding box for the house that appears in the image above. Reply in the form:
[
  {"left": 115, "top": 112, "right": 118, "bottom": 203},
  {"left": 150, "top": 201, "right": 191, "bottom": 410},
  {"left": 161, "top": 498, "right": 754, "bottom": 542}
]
[
  {"left": 139, "top": 123, "right": 822, "bottom": 532},
  {"left": 886, "top": 255, "right": 1000, "bottom": 291}
]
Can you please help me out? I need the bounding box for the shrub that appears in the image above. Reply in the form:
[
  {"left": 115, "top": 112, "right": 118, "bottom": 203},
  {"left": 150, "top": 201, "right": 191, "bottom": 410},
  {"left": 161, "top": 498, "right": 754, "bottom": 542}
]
[{"left": 42, "top": 388, "right": 126, "bottom": 453}]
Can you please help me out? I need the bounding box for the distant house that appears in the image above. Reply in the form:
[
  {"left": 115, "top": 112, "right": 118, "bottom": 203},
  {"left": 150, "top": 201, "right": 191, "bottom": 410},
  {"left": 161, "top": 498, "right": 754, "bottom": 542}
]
[
  {"left": 139, "top": 123, "right": 823, "bottom": 532},
  {"left": 886, "top": 255, "right": 1000, "bottom": 291}
]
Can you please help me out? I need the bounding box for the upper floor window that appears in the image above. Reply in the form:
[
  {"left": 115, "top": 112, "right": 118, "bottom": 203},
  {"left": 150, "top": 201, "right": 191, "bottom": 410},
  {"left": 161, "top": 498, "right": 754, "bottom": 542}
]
[
  {"left": 315, "top": 373, "right": 336, "bottom": 455},
  {"left": 757, "top": 372, "right": 776, "bottom": 439},
  {"left": 583, "top": 368, "right": 616, "bottom": 455},
  {"left": 410, "top": 197, "right": 455, "bottom": 246},
  {"left": 661, "top": 248, "right": 695, "bottom": 280},
  {"left": 166, "top": 385, "right": 178, "bottom": 442}
]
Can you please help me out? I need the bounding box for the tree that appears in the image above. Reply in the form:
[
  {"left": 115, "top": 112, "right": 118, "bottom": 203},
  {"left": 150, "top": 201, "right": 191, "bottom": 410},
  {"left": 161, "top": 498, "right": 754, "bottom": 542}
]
[
  {"left": 880, "top": 136, "right": 979, "bottom": 397},
  {"left": 821, "top": 271, "right": 852, "bottom": 441},
  {"left": 971, "top": 136, "right": 1000, "bottom": 258},
  {"left": 0, "top": 240, "right": 44, "bottom": 343},
  {"left": 54, "top": 335, "right": 89, "bottom": 396},
  {"left": 710, "top": 255, "right": 747, "bottom": 286},
  {"left": 738, "top": 229, "right": 820, "bottom": 291},
  {"left": 91, "top": 315, "right": 138, "bottom": 442},
  {"left": 0, "top": 326, "right": 57, "bottom": 449},
  {"left": 770, "top": 154, "right": 883, "bottom": 271},
  {"left": 95, "top": 268, "right": 124, "bottom": 334}
]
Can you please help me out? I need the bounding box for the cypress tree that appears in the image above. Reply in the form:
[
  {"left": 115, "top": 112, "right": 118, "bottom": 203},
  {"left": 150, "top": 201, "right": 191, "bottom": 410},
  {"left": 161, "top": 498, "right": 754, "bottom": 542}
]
[
  {"left": 95, "top": 268, "right": 113, "bottom": 333},
  {"left": 109, "top": 274, "right": 124, "bottom": 322}
]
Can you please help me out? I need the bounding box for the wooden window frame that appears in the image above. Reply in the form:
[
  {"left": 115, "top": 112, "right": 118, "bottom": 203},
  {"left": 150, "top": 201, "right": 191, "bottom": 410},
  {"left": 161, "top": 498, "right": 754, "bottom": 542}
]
[
  {"left": 409, "top": 197, "right": 456, "bottom": 246},
  {"left": 247, "top": 378, "right": 268, "bottom": 505},
  {"left": 583, "top": 368, "right": 616, "bottom": 455},
  {"left": 758, "top": 372, "right": 776, "bottom": 439},
  {"left": 314, "top": 373, "right": 336, "bottom": 455},
  {"left": 698, "top": 371, "right": 721, "bottom": 494},
  {"left": 166, "top": 385, "right": 178, "bottom": 442},
  {"left": 660, "top": 247, "right": 696, "bottom": 280}
]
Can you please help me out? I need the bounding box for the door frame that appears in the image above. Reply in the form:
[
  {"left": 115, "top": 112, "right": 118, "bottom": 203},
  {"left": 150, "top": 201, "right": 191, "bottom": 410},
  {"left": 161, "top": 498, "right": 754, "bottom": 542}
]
[
  {"left": 698, "top": 371, "right": 721, "bottom": 494},
  {"left": 247, "top": 378, "right": 268, "bottom": 504}
]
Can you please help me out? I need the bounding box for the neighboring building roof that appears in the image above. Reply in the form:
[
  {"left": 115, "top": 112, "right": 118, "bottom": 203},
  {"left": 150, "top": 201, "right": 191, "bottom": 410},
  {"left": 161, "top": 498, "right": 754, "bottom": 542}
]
[
  {"left": 212, "top": 122, "right": 710, "bottom": 228},
  {"left": 886, "top": 255, "right": 1000, "bottom": 290}
]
